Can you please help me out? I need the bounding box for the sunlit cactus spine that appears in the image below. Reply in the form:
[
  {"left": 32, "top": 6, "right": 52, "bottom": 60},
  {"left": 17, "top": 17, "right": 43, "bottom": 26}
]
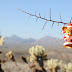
[
  {"left": 6, "top": 51, "right": 18, "bottom": 66},
  {"left": 64, "top": 63, "right": 72, "bottom": 72},
  {"left": 28, "top": 45, "right": 48, "bottom": 62},
  {"left": 28, "top": 45, "right": 47, "bottom": 72},
  {"left": 6, "top": 51, "right": 15, "bottom": 62},
  {"left": 45, "top": 59, "right": 63, "bottom": 72},
  {"left": 0, "top": 36, "right": 5, "bottom": 46}
]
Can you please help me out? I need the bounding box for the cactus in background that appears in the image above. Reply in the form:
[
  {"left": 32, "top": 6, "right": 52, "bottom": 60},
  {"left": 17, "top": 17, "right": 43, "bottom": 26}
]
[
  {"left": 64, "top": 63, "right": 72, "bottom": 72},
  {"left": 28, "top": 45, "right": 48, "bottom": 63},
  {"left": 0, "top": 36, "right": 5, "bottom": 46},
  {"left": 6, "top": 51, "right": 15, "bottom": 62},
  {"left": 45, "top": 59, "right": 62, "bottom": 72},
  {"left": 20, "top": 56, "right": 28, "bottom": 63},
  {"left": 0, "top": 59, "right": 4, "bottom": 72},
  {"left": 28, "top": 45, "right": 47, "bottom": 72},
  {"left": 6, "top": 51, "right": 18, "bottom": 66},
  {"left": 2, "top": 45, "right": 72, "bottom": 72}
]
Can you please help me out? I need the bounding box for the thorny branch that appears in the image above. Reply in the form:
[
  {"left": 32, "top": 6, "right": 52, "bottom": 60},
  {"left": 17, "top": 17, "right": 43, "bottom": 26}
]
[{"left": 18, "top": 9, "right": 68, "bottom": 30}]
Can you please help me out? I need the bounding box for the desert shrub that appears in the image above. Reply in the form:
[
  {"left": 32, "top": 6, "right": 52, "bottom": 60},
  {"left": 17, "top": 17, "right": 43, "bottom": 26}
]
[
  {"left": 27, "top": 45, "right": 48, "bottom": 72},
  {"left": 6, "top": 51, "right": 15, "bottom": 62},
  {"left": 28, "top": 45, "right": 48, "bottom": 63},
  {"left": 1, "top": 45, "right": 72, "bottom": 72},
  {"left": 64, "top": 63, "right": 72, "bottom": 72},
  {"left": 20, "top": 56, "right": 28, "bottom": 63},
  {"left": 0, "top": 36, "right": 5, "bottom": 46},
  {"left": 45, "top": 59, "right": 63, "bottom": 72}
]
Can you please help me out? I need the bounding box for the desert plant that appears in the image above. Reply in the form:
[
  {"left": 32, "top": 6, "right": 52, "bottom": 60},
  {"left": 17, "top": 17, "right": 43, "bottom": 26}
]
[
  {"left": 0, "top": 51, "right": 2, "bottom": 54},
  {"left": 6, "top": 51, "right": 15, "bottom": 62},
  {"left": 20, "top": 56, "right": 28, "bottom": 63},
  {"left": 1, "top": 59, "right": 6, "bottom": 64},
  {"left": 64, "top": 63, "right": 72, "bottom": 72},
  {"left": 0, "top": 59, "right": 4, "bottom": 72},
  {"left": 45, "top": 59, "right": 63, "bottom": 72},
  {"left": 28, "top": 45, "right": 48, "bottom": 63},
  {"left": 5, "top": 51, "right": 18, "bottom": 66},
  {"left": 0, "top": 36, "right": 5, "bottom": 46},
  {"left": 27, "top": 45, "right": 47, "bottom": 72}
]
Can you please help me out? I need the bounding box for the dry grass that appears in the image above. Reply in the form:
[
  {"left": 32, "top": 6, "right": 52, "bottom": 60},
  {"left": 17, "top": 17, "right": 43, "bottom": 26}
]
[
  {"left": 2, "top": 62, "right": 30, "bottom": 72},
  {"left": 1, "top": 45, "right": 72, "bottom": 72}
]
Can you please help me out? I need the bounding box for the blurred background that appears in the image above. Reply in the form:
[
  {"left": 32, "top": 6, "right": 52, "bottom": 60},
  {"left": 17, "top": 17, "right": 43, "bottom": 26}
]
[{"left": 0, "top": 0, "right": 72, "bottom": 65}]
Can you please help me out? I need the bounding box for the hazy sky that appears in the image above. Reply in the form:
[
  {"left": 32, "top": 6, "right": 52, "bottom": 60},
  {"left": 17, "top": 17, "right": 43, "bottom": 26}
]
[{"left": 0, "top": 0, "right": 72, "bottom": 39}]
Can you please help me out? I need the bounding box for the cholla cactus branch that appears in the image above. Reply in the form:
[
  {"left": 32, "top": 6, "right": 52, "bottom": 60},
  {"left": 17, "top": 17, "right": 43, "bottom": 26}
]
[
  {"left": 0, "top": 59, "right": 4, "bottom": 72},
  {"left": 0, "top": 37, "right": 5, "bottom": 46},
  {"left": 1, "top": 59, "right": 6, "bottom": 64},
  {"left": 51, "top": 22, "right": 54, "bottom": 28},
  {"left": 28, "top": 45, "right": 47, "bottom": 72},
  {"left": 35, "top": 9, "right": 37, "bottom": 16},
  {"left": 36, "top": 17, "right": 38, "bottom": 22},
  {"left": 18, "top": 9, "right": 68, "bottom": 30},
  {"left": 64, "top": 63, "right": 72, "bottom": 72},
  {"left": 29, "top": 64, "right": 36, "bottom": 69},
  {"left": 45, "top": 59, "right": 62, "bottom": 72},
  {"left": 59, "top": 13, "right": 62, "bottom": 22},
  {"left": 42, "top": 21, "right": 47, "bottom": 30},
  {"left": 34, "top": 68, "right": 47, "bottom": 72},
  {"left": 29, "top": 45, "right": 47, "bottom": 61},
  {"left": 57, "top": 22, "right": 59, "bottom": 26},
  {"left": 6, "top": 51, "right": 15, "bottom": 62},
  {"left": 20, "top": 56, "right": 28, "bottom": 63},
  {"left": 0, "top": 51, "right": 2, "bottom": 54}
]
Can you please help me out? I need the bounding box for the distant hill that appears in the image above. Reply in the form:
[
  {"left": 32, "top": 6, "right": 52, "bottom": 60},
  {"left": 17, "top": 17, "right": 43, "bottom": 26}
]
[
  {"left": 3, "top": 35, "right": 65, "bottom": 49},
  {"left": 31, "top": 36, "right": 64, "bottom": 49},
  {"left": 5, "top": 35, "right": 36, "bottom": 44}
]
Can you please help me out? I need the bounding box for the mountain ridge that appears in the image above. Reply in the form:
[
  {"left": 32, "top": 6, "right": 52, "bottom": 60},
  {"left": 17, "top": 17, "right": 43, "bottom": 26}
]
[{"left": 3, "top": 35, "right": 64, "bottom": 49}]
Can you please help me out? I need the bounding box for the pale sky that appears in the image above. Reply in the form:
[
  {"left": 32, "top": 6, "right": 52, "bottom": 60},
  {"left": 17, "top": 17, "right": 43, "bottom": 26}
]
[{"left": 0, "top": 0, "right": 72, "bottom": 39}]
